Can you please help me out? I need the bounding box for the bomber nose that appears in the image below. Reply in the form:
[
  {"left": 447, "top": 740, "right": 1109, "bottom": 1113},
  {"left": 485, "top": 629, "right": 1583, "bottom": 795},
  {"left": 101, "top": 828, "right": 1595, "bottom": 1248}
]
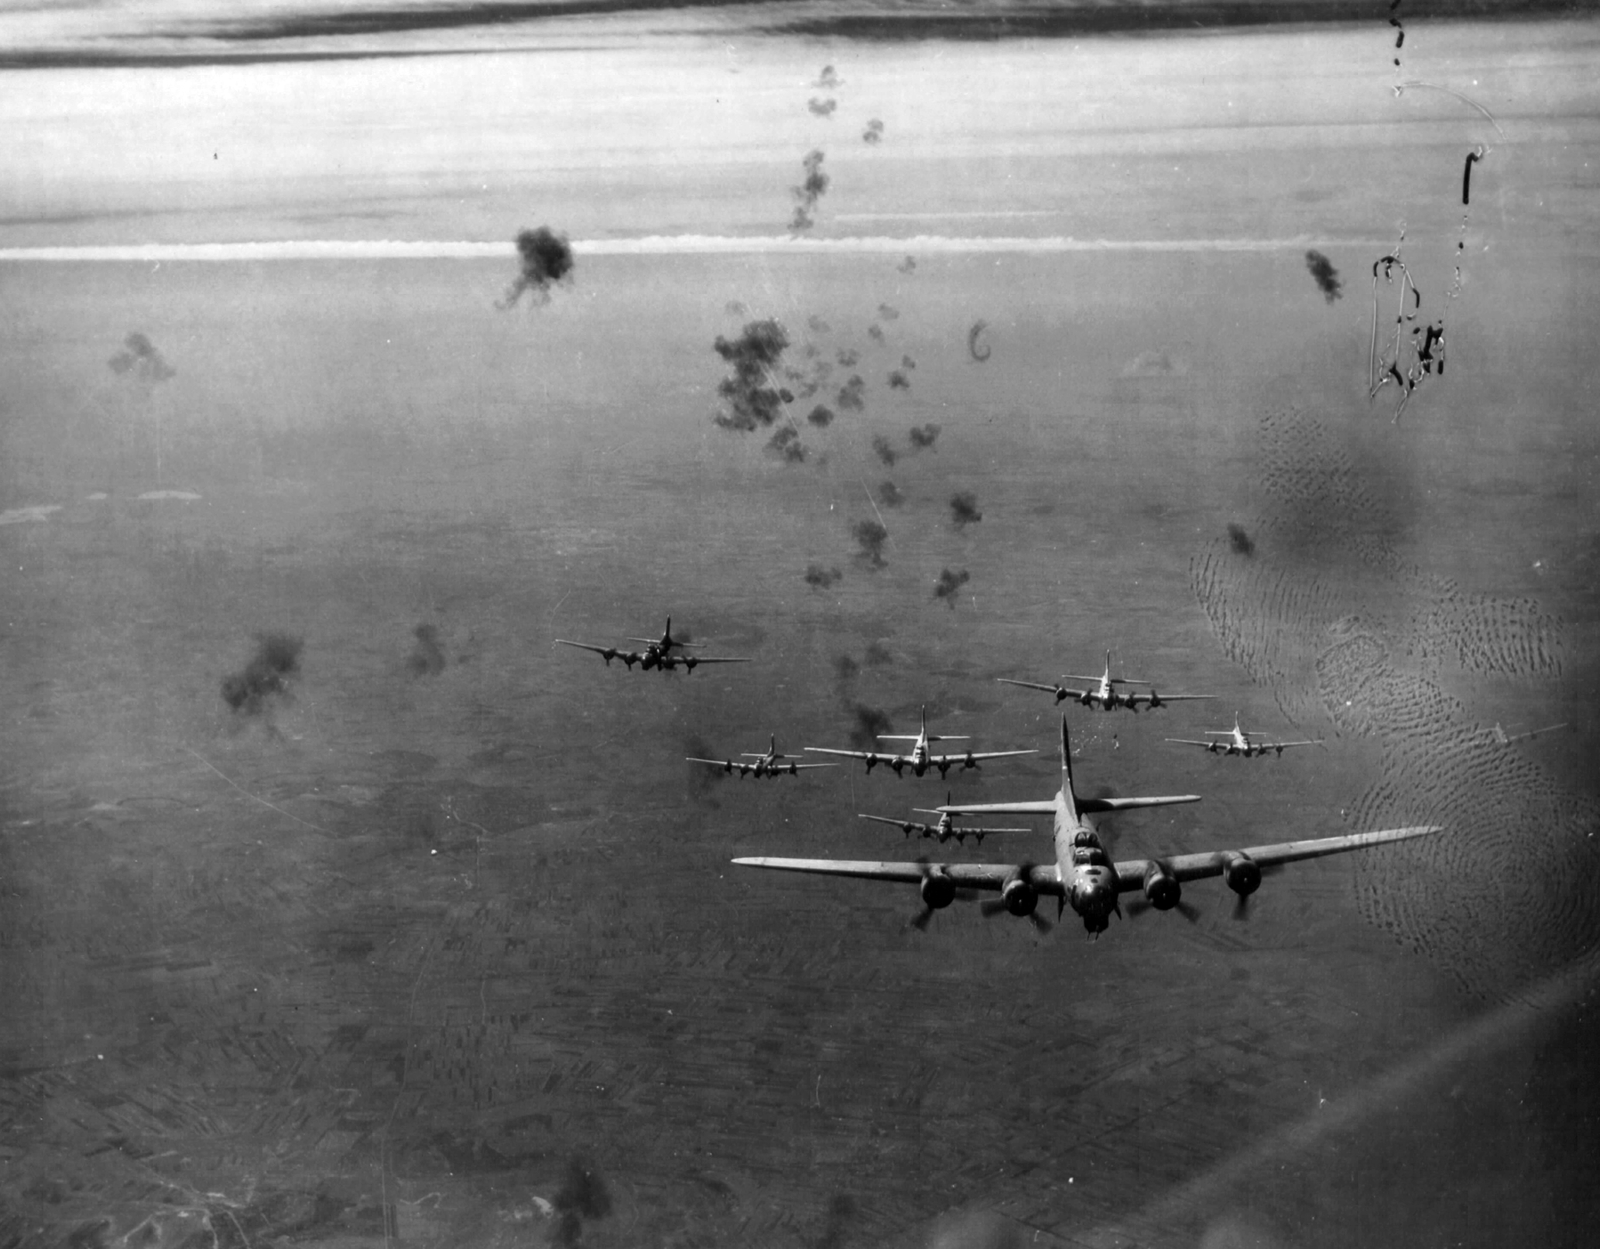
[{"left": 1073, "top": 882, "right": 1112, "bottom": 922}]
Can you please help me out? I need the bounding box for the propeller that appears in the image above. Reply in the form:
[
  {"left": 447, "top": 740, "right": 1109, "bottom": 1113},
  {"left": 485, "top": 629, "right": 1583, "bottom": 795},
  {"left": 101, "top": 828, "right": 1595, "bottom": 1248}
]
[
  {"left": 1127, "top": 896, "right": 1202, "bottom": 924},
  {"left": 979, "top": 870, "right": 1053, "bottom": 934},
  {"left": 906, "top": 858, "right": 979, "bottom": 931}
]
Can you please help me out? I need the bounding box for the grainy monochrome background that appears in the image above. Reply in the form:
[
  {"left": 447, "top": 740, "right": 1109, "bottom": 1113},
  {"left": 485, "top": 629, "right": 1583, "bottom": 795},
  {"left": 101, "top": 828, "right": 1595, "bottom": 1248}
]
[{"left": 2, "top": 2, "right": 1597, "bottom": 1247}]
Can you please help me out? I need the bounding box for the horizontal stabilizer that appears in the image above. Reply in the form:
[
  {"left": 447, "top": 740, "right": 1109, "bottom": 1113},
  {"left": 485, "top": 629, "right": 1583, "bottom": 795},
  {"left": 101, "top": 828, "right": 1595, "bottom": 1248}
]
[
  {"left": 1078, "top": 794, "right": 1202, "bottom": 813},
  {"left": 938, "top": 800, "right": 1058, "bottom": 816}
]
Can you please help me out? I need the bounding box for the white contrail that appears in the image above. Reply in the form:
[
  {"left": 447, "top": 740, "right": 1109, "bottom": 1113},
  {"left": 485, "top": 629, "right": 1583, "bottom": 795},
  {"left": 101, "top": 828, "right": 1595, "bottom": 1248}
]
[{"left": 0, "top": 234, "right": 1389, "bottom": 263}]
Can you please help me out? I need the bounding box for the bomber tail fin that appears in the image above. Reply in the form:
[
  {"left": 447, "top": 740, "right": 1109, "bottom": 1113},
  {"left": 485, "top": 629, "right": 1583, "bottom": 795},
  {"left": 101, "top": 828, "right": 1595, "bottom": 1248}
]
[{"left": 1060, "top": 715, "right": 1079, "bottom": 823}]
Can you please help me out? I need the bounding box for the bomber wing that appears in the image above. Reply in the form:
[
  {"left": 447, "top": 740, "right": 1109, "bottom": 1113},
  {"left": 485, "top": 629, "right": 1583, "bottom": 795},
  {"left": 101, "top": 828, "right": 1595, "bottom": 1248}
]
[
  {"left": 926, "top": 749, "right": 1039, "bottom": 767},
  {"left": 1124, "top": 692, "right": 1215, "bottom": 707},
  {"left": 804, "top": 747, "right": 902, "bottom": 764},
  {"left": 731, "top": 858, "right": 1063, "bottom": 895},
  {"left": 1111, "top": 825, "right": 1442, "bottom": 891},
  {"left": 1165, "top": 738, "right": 1223, "bottom": 750},
  {"left": 859, "top": 814, "right": 939, "bottom": 836},
  {"left": 555, "top": 639, "right": 638, "bottom": 664},
  {"left": 934, "top": 800, "right": 1058, "bottom": 815},
  {"left": 997, "top": 678, "right": 1084, "bottom": 698}
]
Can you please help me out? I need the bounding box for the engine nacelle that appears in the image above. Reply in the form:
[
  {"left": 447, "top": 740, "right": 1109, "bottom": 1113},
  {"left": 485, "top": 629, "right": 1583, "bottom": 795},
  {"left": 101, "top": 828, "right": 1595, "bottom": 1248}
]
[
  {"left": 1001, "top": 874, "right": 1038, "bottom": 917},
  {"left": 1147, "top": 690, "right": 1164, "bottom": 709},
  {"left": 863, "top": 754, "right": 879, "bottom": 772},
  {"left": 1223, "top": 852, "right": 1262, "bottom": 897},
  {"left": 1142, "top": 863, "right": 1182, "bottom": 911},
  {"left": 920, "top": 873, "right": 956, "bottom": 910},
  {"left": 890, "top": 759, "right": 906, "bottom": 776},
  {"left": 682, "top": 656, "right": 699, "bottom": 671},
  {"left": 1054, "top": 687, "right": 1069, "bottom": 704}
]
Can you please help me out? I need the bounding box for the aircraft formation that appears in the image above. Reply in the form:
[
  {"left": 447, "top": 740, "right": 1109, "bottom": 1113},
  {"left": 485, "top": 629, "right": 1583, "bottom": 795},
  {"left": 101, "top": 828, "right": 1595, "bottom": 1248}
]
[{"left": 560, "top": 623, "right": 1443, "bottom": 939}]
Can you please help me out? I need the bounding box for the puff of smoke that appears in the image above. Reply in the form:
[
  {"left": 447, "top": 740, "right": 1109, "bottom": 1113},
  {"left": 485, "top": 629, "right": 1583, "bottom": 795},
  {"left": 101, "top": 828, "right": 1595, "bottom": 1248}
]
[
  {"left": 833, "top": 654, "right": 860, "bottom": 681},
  {"left": 807, "top": 404, "right": 836, "bottom": 428},
  {"left": 887, "top": 370, "right": 911, "bottom": 390},
  {"left": 863, "top": 119, "right": 884, "bottom": 144},
  {"left": 109, "top": 331, "right": 176, "bottom": 381},
  {"left": 805, "top": 563, "right": 844, "bottom": 589},
  {"left": 685, "top": 735, "right": 728, "bottom": 798},
  {"left": 407, "top": 623, "right": 446, "bottom": 677},
  {"left": 1227, "top": 523, "right": 1256, "bottom": 556},
  {"left": 933, "top": 567, "right": 971, "bottom": 607},
  {"left": 816, "top": 65, "right": 840, "bottom": 88},
  {"left": 714, "top": 320, "right": 792, "bottom": 431},
  {"left": 498, "top": 227, "right": 574, "bottom": 309},
  {"left": 1305, "top": 250, "right": 1343, "bottom": 303},
  {"left": 836, "top": 375, "right": 866, "bottom": 412},
  {"left": 848, "top": 703, "right": 893, "bottom": 748},
  {"left": 908, "top": 423, "right": 940, "bottom": 451},
  {"left": 837, "top": 348, "right": 860, "bottom": 368},
  {"left": 790, "top": 150, "right": 829, "bottom": 230},
  {"left": 551, "top": 1156, "right": 611, "bottom": 1247},
  {"left": 871, "top": 435, "right": 898, "bottom": 466},
  {"left": 808, "top": 98, "right": 837, "bottom": 117},
  {"left": 221, "top": 632, "right": 303, "bottom": 715},
  {"left": 808, "top": 315, "right": 831, "bottom": 334},
  {"left": 867, "top": 324, "right": 886, "bottom": 344},
  {"left": 853, "top": 519, "right": 888, "bottom": 568},
  {"left": 877, "top": 481, "right": 904, "bottom": 508},
  {"left": 898, "top": 256, "right": 917, "bottom": 274},
  {"left": 864, "top": 641, "right": 893, "bottom": 666},
  {"left": 768, "top": 426, "right": 808, "bottom": 463},
  {"left": 949, "top": 491, "right": 982, "bottom": 528},
  {"left": 878, "top": 304, "right": 900, "bottom": 322}
]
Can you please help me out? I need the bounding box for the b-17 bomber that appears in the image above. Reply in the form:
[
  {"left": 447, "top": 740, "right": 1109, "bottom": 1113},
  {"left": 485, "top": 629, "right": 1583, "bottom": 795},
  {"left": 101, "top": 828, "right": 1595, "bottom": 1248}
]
[
  {"left": 859, "top": 794, "right": 1029, "bottom": 846},
  {"left": 1167, "top": 713, "right": 1324, "bottom": 757},
  {"left": 688, "top": 735, "right": 838, "bottom": 779},
  {"left": 999, "top": 649, "right": 1214, "bottom": 712},
  {"left": 805, "top": 706, "right": 1037, "bottom": 778},
  {"left": 556, "top": 616, "right": 750, "bottom": 673},
  {"left": 737, "top": 716, "right": 1441, "bottom": 937}
]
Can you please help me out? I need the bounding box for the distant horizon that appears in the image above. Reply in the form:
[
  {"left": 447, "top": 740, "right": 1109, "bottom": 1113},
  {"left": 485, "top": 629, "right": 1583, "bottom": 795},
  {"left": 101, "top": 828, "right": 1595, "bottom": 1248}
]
[
  {"left": 0, "top": 0, "right": 1584, "bottom": 67},
  {"left": 0, "top": 231, "right": 1394, "bottom": 261}
]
